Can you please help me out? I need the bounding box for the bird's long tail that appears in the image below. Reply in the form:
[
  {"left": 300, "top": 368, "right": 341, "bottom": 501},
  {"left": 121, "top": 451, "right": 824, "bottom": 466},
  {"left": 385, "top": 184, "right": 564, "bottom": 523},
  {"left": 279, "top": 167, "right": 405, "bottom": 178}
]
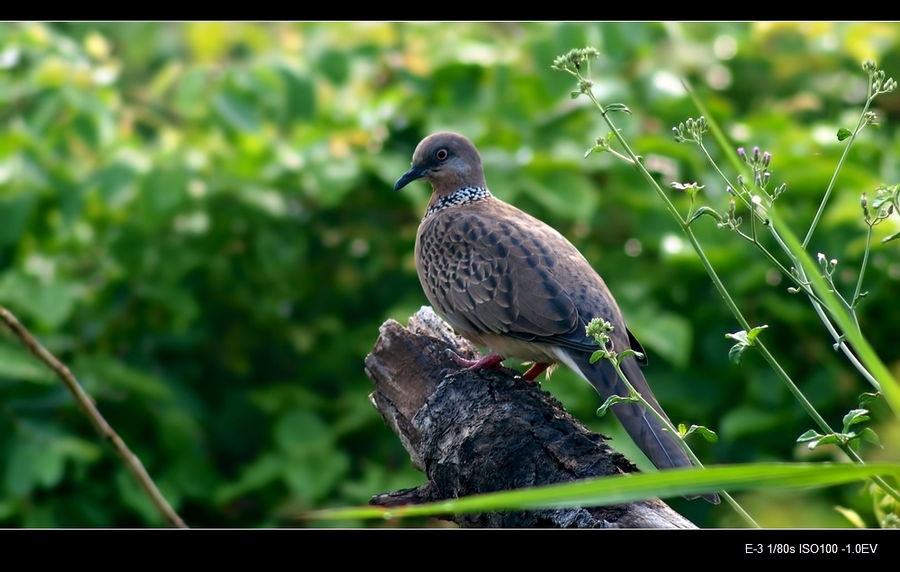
[{"left": 554, "top": 347, "right": 720, "bottom": 504}]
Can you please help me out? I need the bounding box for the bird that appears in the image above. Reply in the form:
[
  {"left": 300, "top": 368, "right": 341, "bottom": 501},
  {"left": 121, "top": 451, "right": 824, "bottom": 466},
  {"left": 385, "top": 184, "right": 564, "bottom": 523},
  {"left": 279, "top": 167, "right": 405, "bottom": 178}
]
[{"left": 394, "top": 132, "right": 718, "bottom": 503}]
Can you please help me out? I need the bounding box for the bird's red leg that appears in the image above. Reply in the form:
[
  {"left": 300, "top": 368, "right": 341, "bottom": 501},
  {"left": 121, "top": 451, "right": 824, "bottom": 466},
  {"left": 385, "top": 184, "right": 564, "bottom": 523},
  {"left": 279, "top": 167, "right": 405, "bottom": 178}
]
[
  {"left": 447, "top": 350, "right": 505, "bottom": 371},
  {"left": 522, "top": 363, "right": 549, "bottom": 382}
]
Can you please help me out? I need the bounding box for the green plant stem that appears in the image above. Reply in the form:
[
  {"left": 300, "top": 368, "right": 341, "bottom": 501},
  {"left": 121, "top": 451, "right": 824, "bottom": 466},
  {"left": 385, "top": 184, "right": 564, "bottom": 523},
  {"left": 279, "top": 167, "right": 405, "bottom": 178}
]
[
  {"left": 777, "top": 218, "right": 900, "bottom": 414},
  {"left": 582, "top": 87, "right": 900, "bottom": 505},
  {"left": 802, "top": 93, "right": 876, "bottom": 249},
  {"left": 606, "top": 354, "right": 760, "bottom": 527},
  {"left": 767, "top": 220, "right": 867, "bottom": 356},
  {"left": 852, "top": 224, "right": 874, "bottom": 308},
  {"left": 695, "top": 140, "right": 875, "bottom": 387},
  {"left": 753, "top": 197, "right": 880, "bottom": 390},
  {"left": 699, "top": 140, "right": 857, "bottom": 328}
]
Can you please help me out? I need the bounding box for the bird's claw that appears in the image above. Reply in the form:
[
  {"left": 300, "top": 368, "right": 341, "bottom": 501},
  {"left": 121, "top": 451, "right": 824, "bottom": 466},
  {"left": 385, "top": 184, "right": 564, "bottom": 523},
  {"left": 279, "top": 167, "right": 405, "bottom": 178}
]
[{"left": 446, "top": 350, "right": 505, "bottom": 371}]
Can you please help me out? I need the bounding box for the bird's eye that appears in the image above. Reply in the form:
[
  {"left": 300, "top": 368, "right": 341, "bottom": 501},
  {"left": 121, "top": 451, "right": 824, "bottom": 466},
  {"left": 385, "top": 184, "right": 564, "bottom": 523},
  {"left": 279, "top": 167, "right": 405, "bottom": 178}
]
[{"left": 435, "top": 148, "right": 449, "bottom": 161}]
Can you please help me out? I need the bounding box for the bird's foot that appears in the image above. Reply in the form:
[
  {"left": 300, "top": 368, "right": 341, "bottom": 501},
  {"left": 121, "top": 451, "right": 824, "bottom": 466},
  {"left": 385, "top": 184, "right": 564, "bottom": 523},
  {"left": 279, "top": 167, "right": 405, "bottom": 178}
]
[
  {"left": 447, "top": 351, "right": 549, "bottom": 383},
  {"left": 447, "top": 350, "right": 505, "bottom": 371},
  {"left": 522, "top": 363, "right": 549, "bottom": 382}
]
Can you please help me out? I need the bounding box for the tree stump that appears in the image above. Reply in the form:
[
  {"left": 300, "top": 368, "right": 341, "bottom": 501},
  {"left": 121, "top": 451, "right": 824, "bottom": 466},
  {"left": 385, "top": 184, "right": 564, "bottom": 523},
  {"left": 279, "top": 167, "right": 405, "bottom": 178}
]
[{"left": 364, "top": 306, "right": 696, "bottom": 528}]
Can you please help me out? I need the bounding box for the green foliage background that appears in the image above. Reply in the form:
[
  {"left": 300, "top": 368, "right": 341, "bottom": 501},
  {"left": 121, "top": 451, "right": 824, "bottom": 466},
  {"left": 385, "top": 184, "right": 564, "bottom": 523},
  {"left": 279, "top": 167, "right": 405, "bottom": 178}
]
[{"left": 0, "top": 22, "right": 898, "bottom": 527}]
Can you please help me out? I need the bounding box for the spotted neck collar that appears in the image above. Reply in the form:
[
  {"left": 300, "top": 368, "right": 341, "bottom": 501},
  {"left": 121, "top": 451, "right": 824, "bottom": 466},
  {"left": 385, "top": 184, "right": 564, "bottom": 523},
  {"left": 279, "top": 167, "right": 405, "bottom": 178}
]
[{"left": 423, "top": 186, "right": 492, "bottom": 221}]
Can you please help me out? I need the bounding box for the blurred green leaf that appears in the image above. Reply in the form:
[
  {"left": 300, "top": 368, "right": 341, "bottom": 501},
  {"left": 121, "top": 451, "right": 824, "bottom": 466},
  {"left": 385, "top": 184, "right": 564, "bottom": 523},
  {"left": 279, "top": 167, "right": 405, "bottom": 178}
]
[
  {"left": 73, "top": 355, "right": 174, "bottom": 401},
  {"left": 278, "top": 66, "right": 316, "bottom": 123},
  {"left": 0, "top": 193, "right": 37, "bottom": 248},
  {"left": 5, "top": 439, "right": 66, "bottom": 495},
  {"left": 318, "top": 50, "right": 350, "bottom": 85},
  {"left": 213, "top": 92, "right": 262, "bottom": 132},
  {"left": 0, "top": 344, "right": 54, "bottom": 384},
  {"left": 0, "top": 272, "right": 80, "bottom": 329},
  {"left": 630, "top": 311, "right": 693, "bottom": 369},
  {"left": 215, "top": 453, "right": 283, "bottom": 506}
]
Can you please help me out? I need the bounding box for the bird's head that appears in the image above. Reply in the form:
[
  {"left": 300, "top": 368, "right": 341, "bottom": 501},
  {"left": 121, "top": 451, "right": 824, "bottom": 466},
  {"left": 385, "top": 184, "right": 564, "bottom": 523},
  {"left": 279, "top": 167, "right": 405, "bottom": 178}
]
[{"left": 394, "top": 132, "right": 487, "bottom": 194}]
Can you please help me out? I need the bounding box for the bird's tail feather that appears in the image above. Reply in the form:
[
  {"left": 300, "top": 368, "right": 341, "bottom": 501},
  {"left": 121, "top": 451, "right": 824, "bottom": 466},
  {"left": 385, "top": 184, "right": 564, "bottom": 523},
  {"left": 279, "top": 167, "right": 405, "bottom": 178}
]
[{"left": 554, "top": 347, "right": 720, "bottom": 504}]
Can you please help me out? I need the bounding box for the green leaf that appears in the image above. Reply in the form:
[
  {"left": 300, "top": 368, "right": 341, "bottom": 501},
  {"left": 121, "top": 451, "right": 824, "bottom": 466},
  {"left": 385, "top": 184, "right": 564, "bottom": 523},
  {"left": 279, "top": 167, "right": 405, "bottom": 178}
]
[
  {"left": 74, "top": 355, "right": 174, "bottom": 401},
  {"left": 797, "top": 429, "right": 822, "bottom": 443},
  {"left": 318, "top": 49, "right": 350, "bottom": 85},
  {"left": 213, "top": 92, "right": 262, "bottom": 132},
  {"left": 94, "top": 161, "right": 137, "bottom": 204},
  {"left": 518, "top": 169, "right": 597, "bottom": 223},
  {"left": 5, "top": 440, "right": 66, "bottom": 495},
  {"left": 140, "top": 167, "right": 188, "bottom": 216},
  {"left": 841, "top": 408, "right": 870, "bottom": 431},
  {"left": 881, "top": 230, "right": 900, "bottom": 243},
  {"left": 836, "top": 127, "right": 852, "bottom": 141},
  {"left": 0, "top": 344, "right": 55, "bottom": 384},
  {"left": 688, "top": 205, "right": 723, "bottom": 226},
  {"left": 0, "top": 500, "right": 15, "bottom": 521},
  {"left": 72, "top": 114, "right": 101, "bottom": 148},
  {"left": 628, "top": 310, "right": 692, "bottom": 369},
  {"left": 589, "top": 349, "right": 607, "bottom": 364},
  {"left": 719, "top": 406, "right": 783, "bottom": 438},
  {"left": 584, "top": 145, "right": 605, "bottom": 158},
  {"left": 271, "top": 410, "right": 350, "bottom": 502},
  {"left": 606, "top": 102, "right": 632, "bottom": 114},
  {"left": 726, "top": 330, "right": 749, "bottom": 345},
  {"left": 0, "top": 193, "right": 38, "bottom": 248},
  {"left": 172, "top": 67, "right": 209, "bottom": 117},
  {"left": 834, "top": 506, "right": 867, "bottom": 528},
  {"left": 0, "top": 272, "right": 80, "bottom": 329},
  {"left": 746, "top": 325, "right": 768, "bottom": 342},
  {"left": 858, "top": 392, "right": 879, "bottom": 407},
  {"left": 858, "top": 428, "right": 882, "bottom": 448},
  {"left": 728, "top": 342, "right": 746, "bottom": 365},
  {"left": 725, "top": 325, "right": 767, "bottom": 366},
  {"left": 809, "top": 435, "right": 838, "bottom": 449},
  {"left": 682, "top": 424, "right": 718, "bottom": 443},
  {"left": 596, "top": 393, "right": 639, "bottom": 417},
  {"left": 283, "top": 448, "right": 350, "bottom": 503},
  {"left": 303, "top": 462, "right": 900, "bottom": 522},
  {"left": 278, "top": 66, "right": 316, "bottom": 123},
  {"left": 616, "top": 348, "right": 644, "bottom": 363},
  {"left": 215, "top": 454, "right": 284, "bottom": 506},
  {"left": 274, "top": 410, "right": 330, "bottom": 455}
]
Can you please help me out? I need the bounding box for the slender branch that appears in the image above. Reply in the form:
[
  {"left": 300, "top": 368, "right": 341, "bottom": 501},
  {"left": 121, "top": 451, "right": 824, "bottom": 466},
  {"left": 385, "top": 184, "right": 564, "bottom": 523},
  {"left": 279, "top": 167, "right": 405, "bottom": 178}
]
[
  {"left": 802, "top": 91, "right": 875, "bottom": 249},
  {"left": 0, "top": 307, "right": 187, "bottom": 529}
]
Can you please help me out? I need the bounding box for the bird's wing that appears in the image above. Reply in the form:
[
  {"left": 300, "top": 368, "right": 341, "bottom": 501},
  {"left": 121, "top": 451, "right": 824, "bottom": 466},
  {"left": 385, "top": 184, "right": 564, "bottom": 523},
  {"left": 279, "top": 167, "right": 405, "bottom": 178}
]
[{"left": 417, "top": 202, "right": 632, "bottom": 356}]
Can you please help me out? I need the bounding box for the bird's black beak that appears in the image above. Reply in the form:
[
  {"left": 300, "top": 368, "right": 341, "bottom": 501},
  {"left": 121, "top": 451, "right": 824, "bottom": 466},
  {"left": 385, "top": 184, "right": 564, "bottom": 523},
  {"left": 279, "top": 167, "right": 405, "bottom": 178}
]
[{"left": 394, "top": 165, "right": 426, "bottom": 192}]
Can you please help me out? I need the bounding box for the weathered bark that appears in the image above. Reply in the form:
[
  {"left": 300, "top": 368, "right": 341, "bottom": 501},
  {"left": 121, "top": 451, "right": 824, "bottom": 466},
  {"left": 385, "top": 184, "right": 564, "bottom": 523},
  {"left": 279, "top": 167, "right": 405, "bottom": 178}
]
[{"left": 364, "top": 307, "right": 696, "bottom": 528}]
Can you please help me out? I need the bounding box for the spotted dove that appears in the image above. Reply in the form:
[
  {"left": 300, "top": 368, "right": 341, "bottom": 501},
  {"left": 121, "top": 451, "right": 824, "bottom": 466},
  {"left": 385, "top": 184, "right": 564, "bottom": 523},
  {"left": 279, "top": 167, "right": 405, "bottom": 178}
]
[{"left": 394, "top": 132, "right": 718, "bottom": 503}]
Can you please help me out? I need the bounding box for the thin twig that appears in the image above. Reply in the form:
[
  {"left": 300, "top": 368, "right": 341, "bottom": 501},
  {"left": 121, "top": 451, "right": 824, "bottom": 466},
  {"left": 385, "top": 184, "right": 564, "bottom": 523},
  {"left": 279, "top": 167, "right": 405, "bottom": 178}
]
[{"left": 0, "top": 306, "right": 187, "bottom": 528}]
